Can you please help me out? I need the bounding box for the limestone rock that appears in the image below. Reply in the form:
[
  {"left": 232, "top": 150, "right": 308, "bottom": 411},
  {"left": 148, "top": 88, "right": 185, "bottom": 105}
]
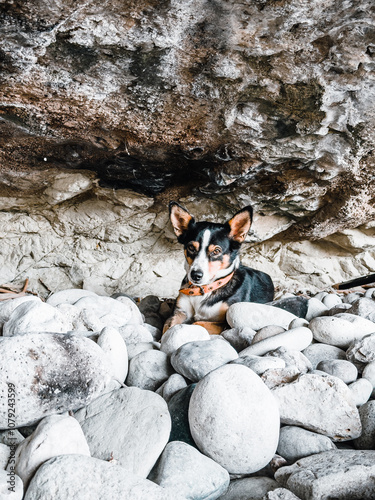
[
  {"left": 227, "top": 304, "right": 297, "bottom": 330},
  {"left": 276, "top": 425, "right": 336, "bottom": 463},
  {"left": 13, "top": 414, "right": 90, "bottom": 487},
  {"left": 74, "top": 387, "right": 171, "bottom": 478},
  {"left": 0, "top": 333, "right": 116, "bottom": 428},
  {"left": 73, "top": 295, "right": 138, "bottom": 328},
  {"left": 233, "top": 355, "right": 286, "bottom": 375},
  {"left": 347, "top": 298, "right": 375, "bottom": 321},
  {"left": 309, "top": 314, "right": 375, "bottom": 348},
  {"left": 275, "top": 450, "right": 375, "bottom": 500},
  {"left": 346, "top": 333, "right": 375, "bottom": 365},
  {"left": 348, "top": 378, "right": 373, "bottom": 407},
  {"left": 305, "top": 298, "right": 328, "bottom": 321},
  {"left": 149, "top": 441, "right": 230, "bottom": 500},
  {"left": 160, "top": 324, "right": 210, "bottom": 356},
  {"left": 302, "top": 343, "right": 346, "bottom": 369},
  {"left": 3, "top": 301, "right": 71, "bottom": 336},
  {"left": 24, "top": 455, "right": 175, "bottom": 500},
  {"left": 118, "top": 324, "right": 153, "bottom": 345},
  {"left": 253, "top": 326, "right": 286, "bottom": 344},
  {"left": 239, "top": 327, "right": 312, "bottom": 357},
  {"left": 316, "top": 359, "right": 358, "bottom": 384},
  {"left": 97, "top": 327, "right": 128, "bottom": 383},
  {"left": 188, "top": 364, "right": 280, "bottom": 474},
  {"left": 262, "top": 488, "right": 302, "bottom": 500},
  {"left": 0, "top": 296, "right": 41, "bottom": 326},
  {"left": 46, "top": 289, "right": 97, "bottom": 307},
  {"left": 354, "top": 401, "right": 375, "bottom": 450},
  {"left": 126, "top": 350, "right": 174, "bottom": 391},
  {"left": 218, "top": 476, "right": 279, "bottom": 500},
  {"left": 221, "top": 327, "right": 256, "bottom": 352},
  {"left": 266, "top": 347, "right": 312, "bottom": 373},
  {"left": 171, "top": 339, "right": 238, "bottom": 382},
  {"left": 156, "top": 373, "right": 188, "bottom": 403},
  {"left": 271, "top": 373, "right": 361, "bottom": 441}
]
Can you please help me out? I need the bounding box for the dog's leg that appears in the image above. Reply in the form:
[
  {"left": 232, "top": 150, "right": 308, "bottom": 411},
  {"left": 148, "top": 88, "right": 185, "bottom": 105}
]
[
  {"left": 193, "top": 321, "right": 227, "bottom": 335},
  {"left": 162, "top": 309, "right": 188, "bottom": 334}
]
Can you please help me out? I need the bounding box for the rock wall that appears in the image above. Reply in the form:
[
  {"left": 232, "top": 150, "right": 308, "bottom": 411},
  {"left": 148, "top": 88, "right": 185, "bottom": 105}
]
[{"left": 1, "top": 0, "right": 374, "bottom": 297}]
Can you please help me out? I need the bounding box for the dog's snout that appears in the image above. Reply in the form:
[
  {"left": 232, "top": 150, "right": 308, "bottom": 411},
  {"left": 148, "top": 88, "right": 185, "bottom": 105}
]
[{"left": 191, "top": 269, "right": 203, "bottom": 283}]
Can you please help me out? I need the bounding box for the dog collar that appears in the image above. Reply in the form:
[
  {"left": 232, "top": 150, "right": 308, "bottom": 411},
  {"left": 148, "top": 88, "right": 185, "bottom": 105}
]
[{"left": 179, "top": 271, "right": 235, "bottom": 296}]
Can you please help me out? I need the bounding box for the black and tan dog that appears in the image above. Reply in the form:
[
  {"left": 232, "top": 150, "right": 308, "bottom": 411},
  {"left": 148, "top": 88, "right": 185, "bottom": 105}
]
[{"left": 163, "top": 202, "right": 274, "bottom": 334}]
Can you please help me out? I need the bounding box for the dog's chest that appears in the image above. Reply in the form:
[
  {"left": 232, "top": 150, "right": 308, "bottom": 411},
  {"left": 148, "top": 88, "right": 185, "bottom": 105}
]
[{"left": 179, "top": 293, "right": 226, "bottom": 322}]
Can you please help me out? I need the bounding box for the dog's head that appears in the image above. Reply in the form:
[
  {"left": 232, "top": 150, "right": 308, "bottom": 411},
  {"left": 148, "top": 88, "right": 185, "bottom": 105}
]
[{"left": 169, "top": 202, "right": 253, "bottom": 285}]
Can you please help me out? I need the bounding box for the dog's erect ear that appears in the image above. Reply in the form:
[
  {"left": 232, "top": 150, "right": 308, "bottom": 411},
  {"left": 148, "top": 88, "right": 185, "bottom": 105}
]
[
  {"left": 169, "top": 202, "right": 195, "bottom": 238},
  {"left": 227, "top": 206, "right": 253, "bottom": 243}
]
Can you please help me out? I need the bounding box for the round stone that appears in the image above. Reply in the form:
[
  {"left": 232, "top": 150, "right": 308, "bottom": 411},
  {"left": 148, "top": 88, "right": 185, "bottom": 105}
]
[
  {"left": 160, "top": 324, "right": 210, "bottom": 356},
  {"left": 239, "top": 327, "right": 313, "bottom": 357},
  {"left": 188, "top": 364, "right": 280, "bottom": 474},
  {"left": 227, "top": 303, "right": 297, "bottom": 330},
  {"left": 316, "top": 359, "right": 358, "bottom": 384},
  {"left": 302, "top": 343, "right": 346, "bottom": 369},
  {"left": 309, "top": 314, "right": 375, "bottom": 348},
  {"left": 348, "top": 378, "right": 373, "bottom": 407}
]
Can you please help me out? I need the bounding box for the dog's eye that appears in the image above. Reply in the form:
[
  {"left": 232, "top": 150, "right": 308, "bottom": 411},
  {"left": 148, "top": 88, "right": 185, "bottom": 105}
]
[
  {"left": 187, "top": 244, "right": 197, "bottom": 254},
  {"left": 211, "top": 247, "right": 222, "bottom": 256}
]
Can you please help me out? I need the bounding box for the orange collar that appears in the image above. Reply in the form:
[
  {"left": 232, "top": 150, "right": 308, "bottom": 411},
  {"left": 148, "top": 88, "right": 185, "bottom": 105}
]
[{"left": 179, "top": 271, "right": 235, "bottom": 296}]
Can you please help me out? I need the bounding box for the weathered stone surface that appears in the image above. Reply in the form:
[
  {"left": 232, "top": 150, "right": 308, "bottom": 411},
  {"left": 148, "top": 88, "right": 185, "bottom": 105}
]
[
  {"left": 24, "top": 455, "right": 175, "bottom": 500},
  {"left": 302, "top": 343, "right": 346, "bottom": 369},
  {"left": 156, "top": 373, "right": 188, "bottom": 403},
  {"left": 218, "top": 477, "right": 279, "bottom": 500},
  {"left": 348, "top": 378, "right": 373, "bottom": 407},
  {"left": 309, "top": 314, "right": 375, "bottom": 348},
  {"left": 0, "top": 469, "right": 23, "bottom": 500},
  {"left": 275, "top": 450, "right": 375, "bottom": 500},
  {"left": 0, "top": 296, "right": 41, "bottom": 326},
  {"left": 239, "top": 327, "right": 312, "bottom": 357},
  {"left": 171, "top": 339, "right": 238, "bottom": 382},
  {"left": 271, "top": 374, "right": 361, "bottom": 441},
  {"left": 227, "top": 304, "right": 297, "bottom": 330},
  {"left": 0, "top": 333, "right": 116, "bottom": 428},
  {"left": 13, "top": 414, "right": 90, "bottom": 487},
  {"left": 346, "top": 333, "right": 375, "bottom": 365},
  {"left": 233, "top": 355, "right": 286, "bottom": 375},
  {"left": 149, "top": 441, "right": 230, "bottom": 500},
  {"left": 262, "top": 488, "right": 302, "bottom": 500},
  {"left": 161, "top": 324, "right": 210, "bottom": 356},
  {"left": 276, "top": 426, "right": 336, "bottom": 463},
  {"left": 126, "top": 350, "right": 174, "bottom": 391},
  {"left": 354, "top": 401, "right": 375, "bottom": 450},
  {"left": 189, "top": 364, "right": 280, "bottom": 474},
  {"left": 74, "top": 387, "right": 171, "bottom": 478},
  {"left": 221, "top": 327, "right": 256, "bottom": 352},
  {"left": 1, "top": 0, "right": 375, "bottom": 298},
  {"left": 316, "top": 359, "right": 358, "bottom": 384},
  {"left": 46, "top": 289, "right": 97, "bottom": 307}
]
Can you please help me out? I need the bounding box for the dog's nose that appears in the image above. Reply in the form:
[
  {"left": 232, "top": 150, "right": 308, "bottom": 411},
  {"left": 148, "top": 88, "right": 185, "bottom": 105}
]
[{"left": 191, "top": 269, "right": 203, "bottom": 283}]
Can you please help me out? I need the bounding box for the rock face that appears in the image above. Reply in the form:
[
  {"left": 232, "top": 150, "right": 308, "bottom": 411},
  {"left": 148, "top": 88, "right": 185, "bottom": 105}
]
[{"left": 1, "top": 0, "right": 375, "bottom": 297}]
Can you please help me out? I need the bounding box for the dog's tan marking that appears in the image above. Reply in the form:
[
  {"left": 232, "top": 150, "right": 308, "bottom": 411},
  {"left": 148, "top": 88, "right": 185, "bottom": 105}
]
[
  {"left": 170, "top": 204, "right": 194, "bottom": 237},
  {"left": 207, "top": 254, "right": 230, "bottom": 279},
  {"left": 162, "top": 309, "right": 188, "bottom": 334},
  {"left": 228, "top": 209, "right": 252, "bottom": 242},
  {"left": 184, "top": 251, "right": 193, "bottom": 266},
  {"left": 193, "top": 321, "right": 227, "bottom": 335}
]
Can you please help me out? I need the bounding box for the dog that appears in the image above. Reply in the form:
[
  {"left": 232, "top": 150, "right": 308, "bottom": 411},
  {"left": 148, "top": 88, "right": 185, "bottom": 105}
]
[{"left": 163, "top": 202, "right": 274, "bottom": 334}]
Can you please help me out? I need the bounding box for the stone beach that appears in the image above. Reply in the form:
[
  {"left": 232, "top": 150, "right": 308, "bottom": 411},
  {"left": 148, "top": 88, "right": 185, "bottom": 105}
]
[{"left": 1, "top": 287, "right": 375, "bottom": 499}]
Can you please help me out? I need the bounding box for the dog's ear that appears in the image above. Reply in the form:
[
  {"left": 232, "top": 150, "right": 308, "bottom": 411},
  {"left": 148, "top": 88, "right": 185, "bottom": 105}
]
[
  {"left": 227, "top": 206, "right": 253, "bottom": 243},
  {"left": 169, "top": 202, "right": 195, "bottom": 238}
]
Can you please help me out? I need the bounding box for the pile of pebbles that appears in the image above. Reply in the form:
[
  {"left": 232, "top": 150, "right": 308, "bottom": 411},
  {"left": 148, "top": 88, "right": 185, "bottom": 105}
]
[{"left": 1, "top": 286, "right": 375, "bottom": 499}]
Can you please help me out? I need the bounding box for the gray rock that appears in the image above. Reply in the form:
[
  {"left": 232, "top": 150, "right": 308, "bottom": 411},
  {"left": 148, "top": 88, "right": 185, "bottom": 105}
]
[
  {"left": 118, "top": 324, "right": 153, "bottom": 345},
  {"left": 138, "top": 295, "right": 161, "bottom": 315},
  {"left": 221, "top": 327, "right": 256, "bottom": 351},
  {"left": 0, "top": 469, "right": 23, "bottom": 500},
  {"left": 13, "top": 414, "right": 90, "bottom": 487},
  {"left": 126, "top": 350, "right": 174, "bottom": 391},
  {"left": 276, "top": 425, "right": 336, "bottom": 463},
  {"left": 262, "top": 488, "right": 302, "bottom": 500},
  {"left": 46, "top": 289, "right": 97, "bottom": 307},
  {"left": 74, "top": 295, "right": 138, "bottom": 328},
  {"left": 309, "top": 313, "right": 375, "bottom": 348},
  {"left": 126, "top": 341, "right": 156, "bottom": 360},
  {"left": 233, "top": 355, "right": 285, "bottom": 375},
  {"left": 157, "top": 373, "right": 188, "bottom": 403},
  {"left": 75, "top": 387, "right": 171, "bottom": 478},
  {"left": 218, "top": 476, "right": 278, "bottom": 500},
  {"left": 267, "top": 347, "right": 312, "bottom": 373},
  {"left": 275, "top": 450, "right": 375, "bottom": 500},
  {"left": 24, "top": 455, "right": 175, "bottom": 500},
  {"left": 261, "top": 366, "right": 301, "bottom": 390},
  {"left": 227, "top": 303, "right": 297, "bottom": 330},
  {"left": 0, "top": 443, "right": 10, "bottom": 469},
  {"left": 171, "top": 339, "right": 238, "bottom": 382},
  {"left": 271, "top": 373, "right": 361, "bottom": 441},
  {"left": 239, "top": 327, "right": 312, "bottom": 357},
  {"left": 305, "top": 298, "right": 328, "bottom": 321},
  {"left": 348, "top": 378, "right": 373, "bottom": 407},
  {"left": 362, "top": 361, "right": 375, "bottom": 388},
  {"left": 97, "top": 327, "right": 128, "bottom": 383},
  {"left": 189, "top": 364, "right": 280, "bottom": 474},
  {"left": 0, "top": 429, "right": 24, "bottom": 446},
  {"left": 150, "top": 441, "right": 229, "bottom": 500},
  {"left": 160, "top": 324, "right": 210, "bottom": 356},
  {"left": 316, "top": 359, "right": 358, "bottom": 384},
  {"left": 347, "top": 297, "right": 375, "bottom": 321},
  {"left": 288, "top": 318, "right": 309, "bottom": 329},
  {"left": 325, "top": 303, "right": 352, "bottom": 315},
  {"left": 0, "top": 333, "right": 116, "bottom": 428},
  {"left": 3, "top": 301, "right": 71, "bottom": 336},
  {"left": 253, "top": 326, "right": 286, "bottom": 344},
  {"left": 347, "top": 333, "right": 375, "bottom": 365},
  {"left": 302, "top": 343, "right": 346, "bottom": 369},
  {"left": 354, "top": 401, "right": 375, "bottom": 450},
  {"left": 364, "top": 288, "right": 375, "bottom": 298},
  {"left": 342, "top": 292, "right": 364, "bottom": 304}
]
